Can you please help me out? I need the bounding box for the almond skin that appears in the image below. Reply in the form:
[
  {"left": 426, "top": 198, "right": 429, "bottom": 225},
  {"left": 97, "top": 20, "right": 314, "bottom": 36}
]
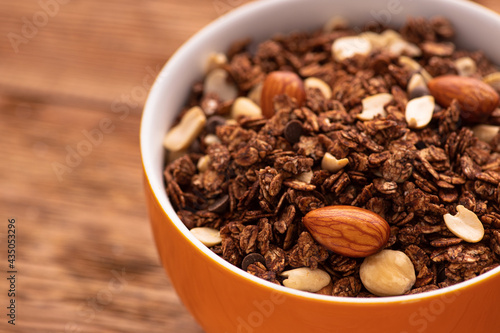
[
  {"left": 260, "top": 71, "right": 306, "bottom": 118},
  {"left": 303, "top": 205, "right": 390, "bottom": 258},
  {"left": 428, "top": 75, "right": 499, "bottom": 122}
]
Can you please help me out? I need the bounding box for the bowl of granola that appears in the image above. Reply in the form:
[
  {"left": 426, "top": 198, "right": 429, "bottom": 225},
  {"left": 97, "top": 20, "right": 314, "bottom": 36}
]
[{"left": 141, "top": 0, "right": 500, "bottom": 332}]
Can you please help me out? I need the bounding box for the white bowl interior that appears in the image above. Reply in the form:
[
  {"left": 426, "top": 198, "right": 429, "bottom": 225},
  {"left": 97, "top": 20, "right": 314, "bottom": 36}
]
[{"left": 141, "top": 0, "right": 500, "bottom": 303}]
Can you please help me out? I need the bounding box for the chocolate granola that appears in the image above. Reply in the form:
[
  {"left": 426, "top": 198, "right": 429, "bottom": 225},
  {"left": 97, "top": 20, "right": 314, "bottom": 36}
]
[{"left": 162, "top": 16, "right": 500, "bottom": 297}]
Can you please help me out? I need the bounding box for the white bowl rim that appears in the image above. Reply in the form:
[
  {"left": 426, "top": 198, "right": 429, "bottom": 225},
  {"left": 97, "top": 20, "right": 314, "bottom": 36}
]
[{"left": 141, "top": 0, "right": 500, "bottom": 305}]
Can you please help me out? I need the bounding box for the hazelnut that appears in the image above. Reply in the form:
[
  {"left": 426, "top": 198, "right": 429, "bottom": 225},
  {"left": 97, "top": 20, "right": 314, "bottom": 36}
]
[
  {"left": 261, "top": 71, "right": 306, "bottom": 118},
  {"left": 360, "top": 250, "right": 416, "bottom": 297}
]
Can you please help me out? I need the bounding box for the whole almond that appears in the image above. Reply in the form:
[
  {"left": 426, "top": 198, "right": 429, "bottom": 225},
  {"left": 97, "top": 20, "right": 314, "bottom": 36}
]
[
  {"left": 428, "top": 75, "right": 500, "bottom": 122},
  {"left": 302, "top": 205, "right": 390, "bottom": 258},
  {"left": 261, "top": 71, "right": 306, "bottom": 118}
]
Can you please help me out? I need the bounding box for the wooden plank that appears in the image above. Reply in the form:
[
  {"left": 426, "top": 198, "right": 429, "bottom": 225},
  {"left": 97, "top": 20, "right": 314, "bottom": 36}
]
[
  {"left": 0, "top": 96, "right": 204, "bottom": 332},
  {"left": 0, "top": 0, "right": 249, "bottom": 106}
]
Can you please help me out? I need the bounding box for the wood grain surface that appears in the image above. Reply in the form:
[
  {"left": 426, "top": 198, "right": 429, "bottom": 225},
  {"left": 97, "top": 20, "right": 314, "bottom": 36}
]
[{"left": 0, "top": 1, "right": 498, "bottom": 332}]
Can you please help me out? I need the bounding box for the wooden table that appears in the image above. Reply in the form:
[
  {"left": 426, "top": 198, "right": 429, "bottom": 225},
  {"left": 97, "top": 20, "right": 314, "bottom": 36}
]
[{"left": 0, "top": 0, "right": 498, "bottom": 332}]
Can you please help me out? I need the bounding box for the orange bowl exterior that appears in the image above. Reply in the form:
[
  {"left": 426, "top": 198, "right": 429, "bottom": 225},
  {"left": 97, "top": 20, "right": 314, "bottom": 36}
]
[
  {"left": 141, "top": 0, "right": 500, "bottom": 331},
  {"left": 145, "top": 171, "right": 500, "bottom": 333}
]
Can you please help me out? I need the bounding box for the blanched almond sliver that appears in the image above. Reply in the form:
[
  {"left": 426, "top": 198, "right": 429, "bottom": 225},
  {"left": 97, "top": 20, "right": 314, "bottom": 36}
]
[
  {"left": 190, "top": 227, "right": 222, "bottom": 247},
  {"left": 443, "top": 205, "right": 484, "bottom": 243},
  {"left": 281, "top": 267, "right": 331, "bottom": 293},
  {"left": 357, "top": 93, "right": 393, "bottom": 121},
  {"left": 357, "top": 108, "right": 387, "bottom": 121},
  {"left": 332, "top": 36, "right": 372, "bottom": 62},
  {"left": 362, "top": 93, "right": 394, "bottom": 110}
]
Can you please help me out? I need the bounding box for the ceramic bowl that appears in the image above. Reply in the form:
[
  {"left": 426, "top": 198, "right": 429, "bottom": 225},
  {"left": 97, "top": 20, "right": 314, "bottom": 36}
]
[{"left": 141, "top": 0, "right": 500, "bottom": 332}]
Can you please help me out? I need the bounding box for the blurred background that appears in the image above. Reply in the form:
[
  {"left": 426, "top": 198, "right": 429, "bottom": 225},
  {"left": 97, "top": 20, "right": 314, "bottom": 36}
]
[{"left": 0, "top": 0, "right": 497, "bottom": 332}]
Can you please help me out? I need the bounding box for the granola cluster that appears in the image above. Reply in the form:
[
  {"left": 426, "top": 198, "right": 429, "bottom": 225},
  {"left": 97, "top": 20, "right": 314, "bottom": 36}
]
[{"left": 163, "top": 16, "right": 500, "bottom": 297}]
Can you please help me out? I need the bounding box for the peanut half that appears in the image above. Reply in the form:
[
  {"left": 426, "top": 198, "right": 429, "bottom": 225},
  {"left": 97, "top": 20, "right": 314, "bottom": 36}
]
[
  {"left": 321, "top": 152, "right": 349, "bottom": 173},
  {"left": 190, "top": 227, "right": 222, "bottom": 247},
  {"left": 281, "top": 267, "right": 331, "bottom": 293},
  {"left": 443, "top": 205, "right": 484, "bottom": 243},
  {"left": 405, "top": 95, "right": 435, "bottom": 129},
  {"left": 163, "top": 106, "right": 206, "bottom": 151},
  {"left": 231, "top": 97, "right": 262, "bottom": 119},
  {"left": 357, "top": 93, "right": 393, "bottom": 121},
  {"left": 360, "top": 250, "right": 416, "bottom": 297}
]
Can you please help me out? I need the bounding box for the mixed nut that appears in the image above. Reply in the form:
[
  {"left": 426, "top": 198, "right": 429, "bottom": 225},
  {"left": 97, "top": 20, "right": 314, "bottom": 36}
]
[{"left": 163, "top": 16, "right": 500, "bottom": 297}]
